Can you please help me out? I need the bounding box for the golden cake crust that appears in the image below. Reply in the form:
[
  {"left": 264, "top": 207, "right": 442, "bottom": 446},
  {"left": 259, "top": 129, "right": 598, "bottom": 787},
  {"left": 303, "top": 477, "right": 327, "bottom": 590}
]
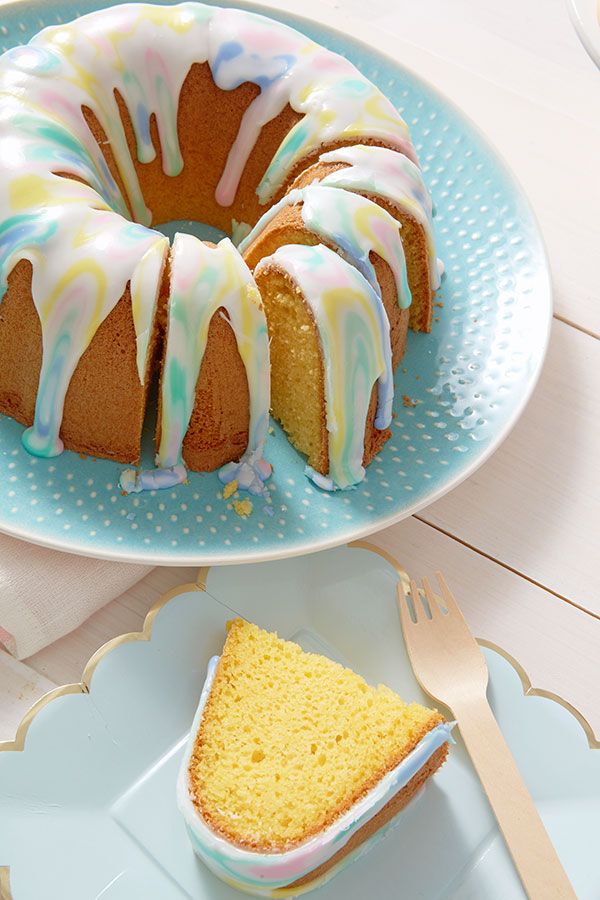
[
  {"left": 287, "top": 743, "right": 448, "bottom": 890},
  {"left": 0, "top": 259, "right": 157, "bottom": 464}
]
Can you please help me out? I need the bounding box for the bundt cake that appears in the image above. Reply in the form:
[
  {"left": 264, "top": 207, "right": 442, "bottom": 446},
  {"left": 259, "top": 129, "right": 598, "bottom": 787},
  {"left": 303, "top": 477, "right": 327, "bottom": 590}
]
[
  {"left": 178, "top": 618, "right": 452, "bottom": 895},
  {"left": 0, "top": 2, "right": 438, "bottom": 494}
]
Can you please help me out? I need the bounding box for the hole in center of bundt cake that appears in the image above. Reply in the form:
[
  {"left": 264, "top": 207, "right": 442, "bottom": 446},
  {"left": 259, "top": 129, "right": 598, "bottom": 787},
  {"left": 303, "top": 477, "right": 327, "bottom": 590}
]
[{"left": 153, "top": 220, "right": 228, "bottom": 244}]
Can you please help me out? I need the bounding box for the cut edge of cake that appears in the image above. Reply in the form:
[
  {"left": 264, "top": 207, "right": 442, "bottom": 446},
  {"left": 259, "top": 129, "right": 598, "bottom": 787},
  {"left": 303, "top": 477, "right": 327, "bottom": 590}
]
[{"left": 177, "top": 618, "right": 452, "bottom": 896}]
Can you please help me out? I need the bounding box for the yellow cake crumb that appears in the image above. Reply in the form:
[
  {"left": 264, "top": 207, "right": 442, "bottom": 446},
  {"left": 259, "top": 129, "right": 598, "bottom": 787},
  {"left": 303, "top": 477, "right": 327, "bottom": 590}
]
[
  {"left": 223, "top": 480, "right": 238, "bottom": 500},
  {"left": 233, "top": 498, "right": 253, "bottom": 518},
  {"left": 190, "top": 619, "right": 444, "bottom": 851},
  {"left": 402, "top": 395, "right": 418, "bottom": 408}
]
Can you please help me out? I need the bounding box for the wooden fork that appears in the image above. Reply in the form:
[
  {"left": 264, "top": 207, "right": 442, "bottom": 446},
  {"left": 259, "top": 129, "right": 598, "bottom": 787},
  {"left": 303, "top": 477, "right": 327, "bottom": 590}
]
[{"left": 397, "top": 572, "right": 576, "bottom": 900}]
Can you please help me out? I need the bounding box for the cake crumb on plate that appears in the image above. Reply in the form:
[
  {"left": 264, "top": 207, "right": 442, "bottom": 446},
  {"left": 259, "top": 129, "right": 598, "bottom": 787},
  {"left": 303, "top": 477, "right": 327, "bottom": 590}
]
[
  {"left": 233, "top": 499, "right": 253, "bottom": 518},
  {"left": 223, "top": 480, "right": 238, "bottom": 500}
]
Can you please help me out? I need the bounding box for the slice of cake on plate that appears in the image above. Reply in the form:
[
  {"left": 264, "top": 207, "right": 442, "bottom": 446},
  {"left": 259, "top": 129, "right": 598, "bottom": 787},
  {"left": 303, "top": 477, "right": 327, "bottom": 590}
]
[{"left": 177, "top": 619, "right": 452, "bottom": 896}]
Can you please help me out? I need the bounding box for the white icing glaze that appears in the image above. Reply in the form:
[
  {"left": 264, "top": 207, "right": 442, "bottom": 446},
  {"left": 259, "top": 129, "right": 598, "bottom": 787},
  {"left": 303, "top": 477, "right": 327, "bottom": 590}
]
[
  {"left": 239, "top": 184, "right": 412, "bottom": 309},
  {"left": 23, "top": 2, "right": 416, "bottom": 222},
  {"left": 316, "top": 144, "right": 440, "bottom": 290},
  {"left": 130, "top": 237, "right": 169, "bottom": 384}
]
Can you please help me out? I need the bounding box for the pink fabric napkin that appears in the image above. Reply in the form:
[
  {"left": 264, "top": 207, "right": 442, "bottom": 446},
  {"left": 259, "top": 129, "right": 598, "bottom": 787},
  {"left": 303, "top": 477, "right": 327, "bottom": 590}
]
[{"left": 0, "top": 530, "right": 151, "bottom": 658}]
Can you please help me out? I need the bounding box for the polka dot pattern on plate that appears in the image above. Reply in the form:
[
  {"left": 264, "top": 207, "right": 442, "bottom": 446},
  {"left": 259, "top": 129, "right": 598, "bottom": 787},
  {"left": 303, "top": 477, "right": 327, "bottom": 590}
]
[{"left": 0, "top": 1, "right": 551, "bottom": 564}]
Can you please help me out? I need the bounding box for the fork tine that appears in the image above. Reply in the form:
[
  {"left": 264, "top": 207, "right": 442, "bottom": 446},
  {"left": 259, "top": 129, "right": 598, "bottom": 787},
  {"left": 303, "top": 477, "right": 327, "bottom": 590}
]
[
  {"left": 422, "top": 577, "right": 440, "bottom": 618},
  {"left": 396, "top": 578, "right": 415, "bottom": 630},
  {"left": 408, "top": 578, "right": 422, "bottom": 623},
  {"left": 436, "top": 571, "right": 464, "bottom": 619}
]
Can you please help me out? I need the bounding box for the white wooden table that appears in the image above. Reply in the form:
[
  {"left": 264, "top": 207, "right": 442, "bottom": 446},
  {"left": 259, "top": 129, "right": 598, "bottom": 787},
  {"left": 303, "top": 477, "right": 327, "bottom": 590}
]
[{"left": 1, "top": 0, "right": 599, "bottom": 758}]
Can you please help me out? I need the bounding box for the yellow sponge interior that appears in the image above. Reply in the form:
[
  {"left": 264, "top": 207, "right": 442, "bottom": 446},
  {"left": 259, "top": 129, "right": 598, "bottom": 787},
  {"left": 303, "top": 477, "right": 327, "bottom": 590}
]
[
  {"left": 254, "top": 267, "right": 327, "bottom": 473},
  {"left": 189, "top": 618, "right": 442, "bottom": 851}
]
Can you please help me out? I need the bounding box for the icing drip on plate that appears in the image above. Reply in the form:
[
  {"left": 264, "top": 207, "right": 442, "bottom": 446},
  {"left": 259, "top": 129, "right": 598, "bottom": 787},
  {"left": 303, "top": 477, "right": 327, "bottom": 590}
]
[
  {"left": 256, "top": 244, "right": 393, "bottom": 491},
  {"left": 177, "top": 654, "right": 454, "bottom": 895},
  {"left": 240, "top": 184, "right": 412, "bottom": 310},
  {"left": 119, "top": 463, "right": 187, "bottom": 494}
]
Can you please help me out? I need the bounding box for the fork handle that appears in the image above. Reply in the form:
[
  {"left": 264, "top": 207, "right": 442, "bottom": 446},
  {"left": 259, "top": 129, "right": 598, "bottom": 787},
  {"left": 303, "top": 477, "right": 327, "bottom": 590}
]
[{"left": 453, "top": 697, "right": 576, "bottom": 899}]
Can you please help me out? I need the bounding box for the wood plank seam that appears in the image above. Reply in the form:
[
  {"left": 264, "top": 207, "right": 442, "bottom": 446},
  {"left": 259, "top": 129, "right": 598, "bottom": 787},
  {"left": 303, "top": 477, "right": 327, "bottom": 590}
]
[
  {"left": 552, "top": 313, "right": 599, "bottom": 341},
  {"left": 412, "top": 515, "right": 600, "bottom": 623}
]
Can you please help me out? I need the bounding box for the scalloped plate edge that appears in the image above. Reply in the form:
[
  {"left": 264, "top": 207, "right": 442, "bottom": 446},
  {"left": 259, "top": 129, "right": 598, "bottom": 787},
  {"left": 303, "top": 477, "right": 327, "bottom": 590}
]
[
  {"left": 0, "top": 542, "right": 597, "bottom": 900},
  {"left": 1, "top": 544, "right": 595, "bottom": 756}
]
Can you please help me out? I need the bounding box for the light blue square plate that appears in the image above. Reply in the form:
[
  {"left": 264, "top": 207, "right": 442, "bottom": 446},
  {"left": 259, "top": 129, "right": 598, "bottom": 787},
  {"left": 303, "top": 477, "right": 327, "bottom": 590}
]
[
  {"left": 0, "top": 546, "right": 598, "bottom": 899},
  {"left": 0, "top": 0, "right": 552, "bottom": 564}
]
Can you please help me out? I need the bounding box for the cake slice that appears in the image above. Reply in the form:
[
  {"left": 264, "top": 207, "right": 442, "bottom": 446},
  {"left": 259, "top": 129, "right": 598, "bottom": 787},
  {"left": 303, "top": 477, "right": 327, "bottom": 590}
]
[
  {"left": 253, "top": 243, "right": 394, "bottom": 491},
  {"left": 154, "top": 234, "right": 270, "bottom": 477},
  {"left": 240, "top": 184, "right": 412, "bottom": 368},
  {"left": 178, "top": 618, "right": 451, "bottom": 896},
  {"left": 288, "top": 145, "right": 440, "bottom": 333}
]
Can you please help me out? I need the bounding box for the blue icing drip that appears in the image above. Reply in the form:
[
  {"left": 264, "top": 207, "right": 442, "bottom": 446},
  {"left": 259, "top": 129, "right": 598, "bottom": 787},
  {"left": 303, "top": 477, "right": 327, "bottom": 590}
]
[
  {"left": 219, "top": 449, "right": 272, "bottom": 497},
  {"left": 213, "top": 42, "right": 295, "bottom": 91},
  {"left": 252, "top": 53, "right": 295, "bottom": 91},
  {"left": 211, "top": 40, "right": 243, "bottom": 74},
  {"left": 119, "top": 464, "right": 187, "bottom": 494},
  {"left": 95, "top": 155, "right": 122, "bottom": 202},
  {"left": 328, "top": 232, "right": 379, "bottom": 295},
  {"left": 136, "top": 102, "right": 151, "bottom": 148},
  {"left": 0, "top": 213, "right": 58, "bottom": 291},
  {"left": 304, "top": 466, "right": 338, "bottom": 491},
  {"left": 22, "top": 326, "right": 72, "bottom": 457}
]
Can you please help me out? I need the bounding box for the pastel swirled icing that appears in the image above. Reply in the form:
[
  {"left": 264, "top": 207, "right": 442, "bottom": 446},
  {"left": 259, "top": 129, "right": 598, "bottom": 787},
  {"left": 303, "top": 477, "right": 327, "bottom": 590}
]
[
  {"left": 239, "top": 184, "right": 412, "bottom": 310},
  {"left": 0, "top": 160, "right": 168, "bottom": 456},
  {"left": 255, "top": 244, "right": 393, "bottom": 491},
  {"left": 121, "top": 236, "right": 271, "bottom": 495},
  {"left": 0, "top": 1, "right": 423, "bottom": 482},
  {"left": 12, "top": 2, "right": 417, "bottom": 227},
  {"left": 315, "top": 144, "right": 440, "bottom": 290},
  {"left": 177, "top": 654, "right": 454, "bottom": 896}
]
